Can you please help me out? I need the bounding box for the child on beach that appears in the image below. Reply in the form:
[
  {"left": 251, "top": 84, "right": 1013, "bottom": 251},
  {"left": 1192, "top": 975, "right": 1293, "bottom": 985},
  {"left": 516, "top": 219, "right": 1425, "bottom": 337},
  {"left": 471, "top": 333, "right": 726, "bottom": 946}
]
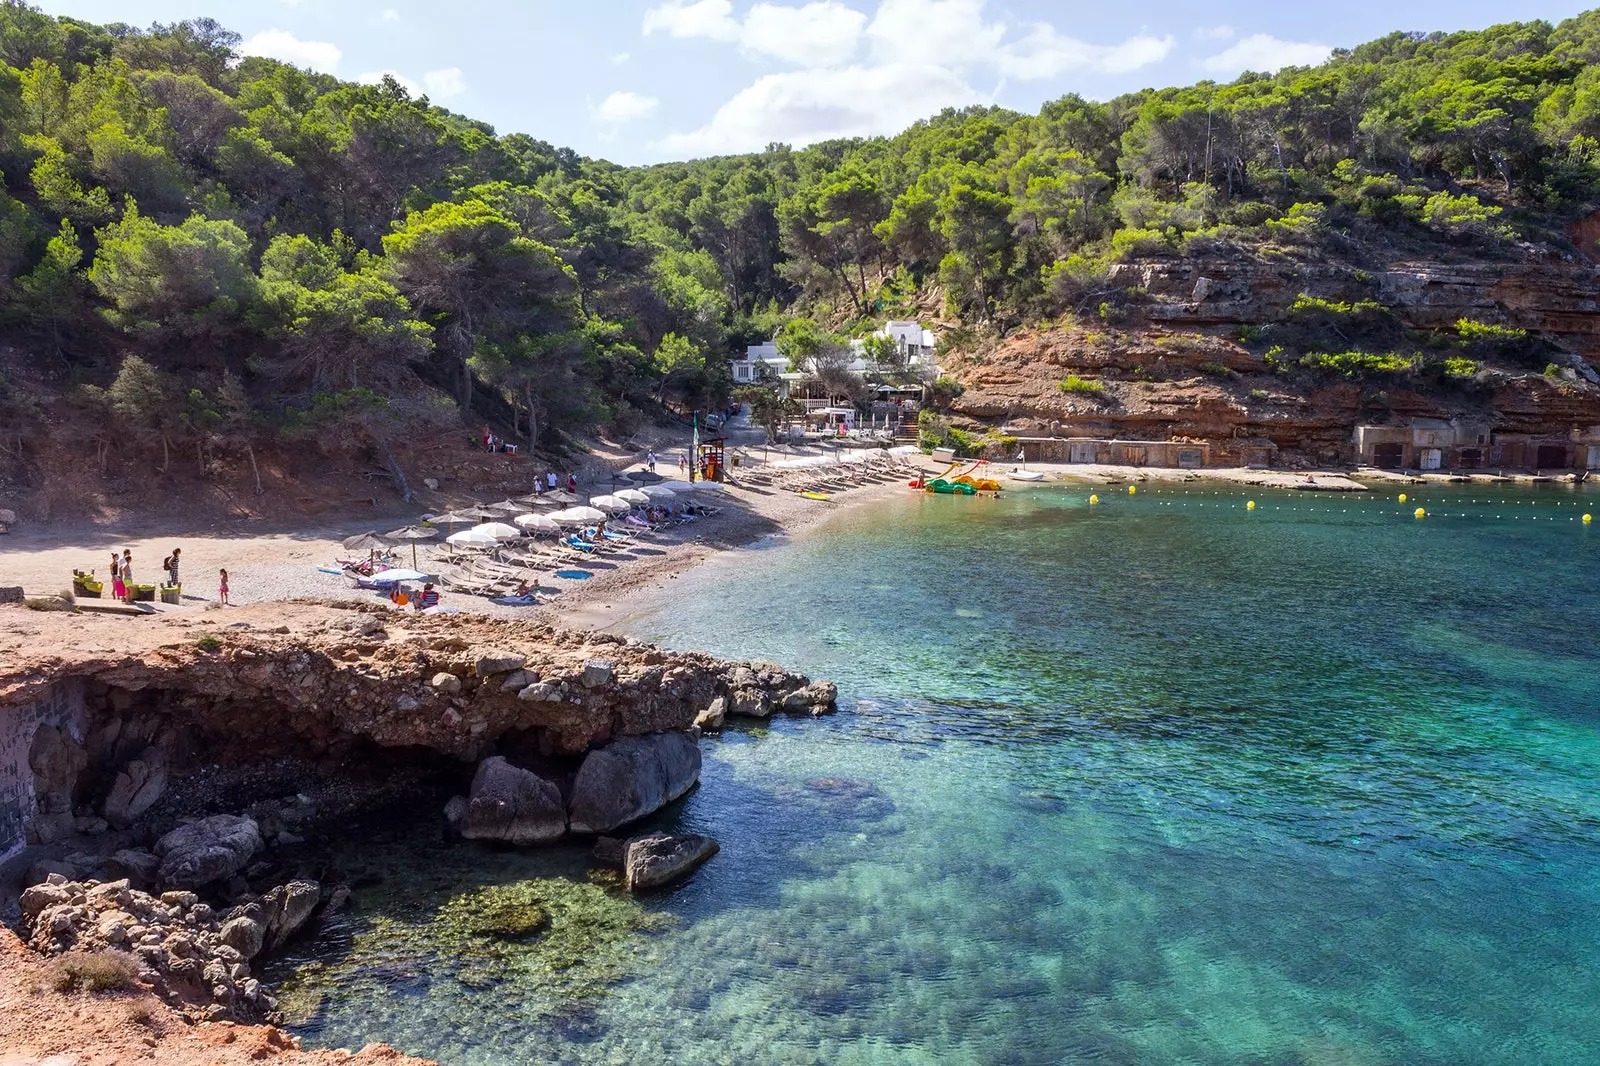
[
  {"left": 121, "top": 550, "right": 133, "bottom": 599},
  {"left": 218, "top": 568, "right": 230, "bottom": 605},
  {"left": 110, "top": 553, "right": 126, "bottom": 602}
]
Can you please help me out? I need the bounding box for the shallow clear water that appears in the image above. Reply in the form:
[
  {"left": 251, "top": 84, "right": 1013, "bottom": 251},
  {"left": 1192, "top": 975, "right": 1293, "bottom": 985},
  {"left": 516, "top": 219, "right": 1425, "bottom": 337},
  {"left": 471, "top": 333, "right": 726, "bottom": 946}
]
[{"left": 280, "top": 481, "right": 1600, "bottom": 1065}]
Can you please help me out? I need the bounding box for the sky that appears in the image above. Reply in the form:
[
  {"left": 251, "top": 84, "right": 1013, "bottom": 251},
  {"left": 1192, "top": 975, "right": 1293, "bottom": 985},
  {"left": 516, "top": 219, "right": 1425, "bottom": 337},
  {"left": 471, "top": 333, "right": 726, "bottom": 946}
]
[{"left": 35, "top": 0, "right": 1599, "bottom": 165}]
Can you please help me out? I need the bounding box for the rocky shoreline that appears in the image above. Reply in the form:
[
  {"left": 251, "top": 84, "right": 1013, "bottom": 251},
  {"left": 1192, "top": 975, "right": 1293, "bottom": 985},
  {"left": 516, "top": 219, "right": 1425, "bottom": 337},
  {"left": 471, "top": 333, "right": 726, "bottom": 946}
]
[{"left": 0, "top": 599, "right": 838, "bottom": 1058}]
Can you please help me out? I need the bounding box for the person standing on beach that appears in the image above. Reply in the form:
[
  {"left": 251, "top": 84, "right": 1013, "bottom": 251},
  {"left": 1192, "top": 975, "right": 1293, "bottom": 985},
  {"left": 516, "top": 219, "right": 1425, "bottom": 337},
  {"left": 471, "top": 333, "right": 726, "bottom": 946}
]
[
  {"left": 547, "top": 471, "right": 557, "bottom": 491},
  {"left": 678, "top": 453, "right": 687, "bottom": 474},
  {"left": 567, "top": 473, "right": 577, "bottom": 493},
  {"left": 647, "top": 451, "right": 656, "bottom": 473},
  {"left": 120, "top": 550, "right": 134, "bottom": 600},
  {"left": 164, "top": 547, "right": 181, "bottom": 588},
  {"left": 110, "top": 553, "right": 126, "bottom": 602},
  {"left": 218, "top": 568, "right": 230, "bottom": 605}
]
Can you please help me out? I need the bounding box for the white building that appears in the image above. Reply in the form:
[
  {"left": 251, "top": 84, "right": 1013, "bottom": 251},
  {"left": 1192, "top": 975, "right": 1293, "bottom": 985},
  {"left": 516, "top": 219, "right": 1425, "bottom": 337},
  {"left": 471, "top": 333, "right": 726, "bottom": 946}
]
[{"left": 728, "top": 320, "right": 940, "bottom": 390}]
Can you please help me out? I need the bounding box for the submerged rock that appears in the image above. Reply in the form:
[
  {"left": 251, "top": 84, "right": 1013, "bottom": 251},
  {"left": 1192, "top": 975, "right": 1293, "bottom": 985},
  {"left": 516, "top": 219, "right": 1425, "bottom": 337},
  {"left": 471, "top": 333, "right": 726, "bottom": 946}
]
[
  {"left": 154, "top": 815, "right": 263, "bottom": 887},
  {"left": 623, "top": 833, "right": 719, "bottom": 891},
  {"left": 460, "top": 756, "right": 567, "bottom": 844},
  {"left": 567, "top": 732, "right": 701, "bottom": 835}
]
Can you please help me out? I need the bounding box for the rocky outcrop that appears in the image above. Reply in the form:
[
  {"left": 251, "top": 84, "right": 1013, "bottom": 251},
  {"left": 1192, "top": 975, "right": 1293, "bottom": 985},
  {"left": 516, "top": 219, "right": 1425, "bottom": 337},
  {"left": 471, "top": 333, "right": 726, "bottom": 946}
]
[
  {"left": 103, "top": 749, "right": 168, "bottom": 827},
  {"left": 567, "top": 732, "right": 701, "bottom": 835},
  {"left": 623, "top": 832, "right": 719, "bottom": 891},
  {"left": 19, "top": 874, "right": 319, "bottom": 1022},
  {"left": 154, "top": 815, "right": 262, "bottom": 887},
  {"left": 458, "top": 756, "right": 567, "bottom": 844}
]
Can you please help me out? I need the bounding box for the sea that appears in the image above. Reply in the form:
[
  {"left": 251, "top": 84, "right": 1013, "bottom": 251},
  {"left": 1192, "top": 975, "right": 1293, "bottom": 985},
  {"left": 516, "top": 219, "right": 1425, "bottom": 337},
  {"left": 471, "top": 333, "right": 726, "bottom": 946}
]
[{"left": 272, "top": 480, "right": 1600, "bottom": 1066}]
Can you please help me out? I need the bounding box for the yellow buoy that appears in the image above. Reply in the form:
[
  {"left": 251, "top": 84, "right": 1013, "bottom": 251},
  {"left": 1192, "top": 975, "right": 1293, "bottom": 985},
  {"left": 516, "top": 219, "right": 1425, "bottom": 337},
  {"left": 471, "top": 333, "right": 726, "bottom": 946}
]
[
  {"left": 1414, "top": 507, "right": 1426, "bottom": 519},
  {"left": 1089, "top": 494, "right": 1100, "bottom": 505},
  {"left": 1398, "top": 493, "right": 1407, "bottom": 503},
  {"left": 1128, "top": 485, "right": 1137, "bottom": 495},
  {"left": 1585, "top": 513, "right": 1593, "bottom": 524},
  {"left": 1247, "top": 500, "right": 1256, "bottom": 510}
]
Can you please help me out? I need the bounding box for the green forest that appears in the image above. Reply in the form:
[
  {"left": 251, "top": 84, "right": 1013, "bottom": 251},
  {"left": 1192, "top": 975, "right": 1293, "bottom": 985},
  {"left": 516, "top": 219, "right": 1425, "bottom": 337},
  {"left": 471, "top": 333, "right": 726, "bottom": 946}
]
[{"left": 2, "top": 0, "right": 1599, "bottom": 462}]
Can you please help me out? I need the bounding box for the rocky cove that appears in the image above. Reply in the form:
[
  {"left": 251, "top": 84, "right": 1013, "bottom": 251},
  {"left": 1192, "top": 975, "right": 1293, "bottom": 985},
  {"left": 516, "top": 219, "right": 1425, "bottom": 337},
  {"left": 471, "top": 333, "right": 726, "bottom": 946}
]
[{"left": 0, "top": 601, "right": 835, "bottom": 1042}]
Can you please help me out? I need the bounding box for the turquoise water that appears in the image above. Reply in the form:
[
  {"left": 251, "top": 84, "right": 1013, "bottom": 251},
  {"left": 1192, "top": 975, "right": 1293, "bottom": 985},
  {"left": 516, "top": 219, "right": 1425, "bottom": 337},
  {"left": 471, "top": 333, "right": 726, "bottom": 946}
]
[{"left": 283, "top": 482, "right": 1600, "bottom": 1065}]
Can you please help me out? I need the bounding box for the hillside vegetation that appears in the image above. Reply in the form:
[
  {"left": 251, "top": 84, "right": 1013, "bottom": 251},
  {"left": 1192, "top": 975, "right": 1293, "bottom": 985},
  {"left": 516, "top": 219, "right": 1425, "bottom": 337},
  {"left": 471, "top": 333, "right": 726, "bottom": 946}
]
[{"left": 3, "top": 2, "right": 1600, "bottom": 497}]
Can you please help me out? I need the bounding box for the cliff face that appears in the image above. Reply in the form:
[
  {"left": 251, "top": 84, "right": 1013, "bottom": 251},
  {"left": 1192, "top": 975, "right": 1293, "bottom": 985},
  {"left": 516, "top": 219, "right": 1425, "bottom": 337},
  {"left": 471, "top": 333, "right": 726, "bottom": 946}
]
[{"left": 944, "top": 250, "right": 1600, "bottom": 464}]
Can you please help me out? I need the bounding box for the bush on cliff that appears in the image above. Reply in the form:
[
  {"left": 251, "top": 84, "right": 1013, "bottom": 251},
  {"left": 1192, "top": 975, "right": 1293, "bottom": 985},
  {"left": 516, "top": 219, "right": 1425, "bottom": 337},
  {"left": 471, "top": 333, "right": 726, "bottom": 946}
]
[{"left": 47, "top": 950, "right": 139, "bottom": 993}]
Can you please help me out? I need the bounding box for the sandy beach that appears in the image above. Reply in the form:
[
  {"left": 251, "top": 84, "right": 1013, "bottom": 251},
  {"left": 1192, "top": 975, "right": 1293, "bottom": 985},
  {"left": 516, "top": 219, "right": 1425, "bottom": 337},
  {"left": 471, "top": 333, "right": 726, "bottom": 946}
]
[{"left": 5, "top": 452, "right": 1509, "bottom": 632}]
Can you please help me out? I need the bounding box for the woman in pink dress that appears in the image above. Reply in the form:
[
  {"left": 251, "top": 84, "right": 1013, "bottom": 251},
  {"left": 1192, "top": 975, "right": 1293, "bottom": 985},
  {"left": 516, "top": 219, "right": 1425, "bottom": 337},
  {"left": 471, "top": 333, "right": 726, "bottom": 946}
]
[{"left": 110, "top": 553, "right": 126, "bottom": 602}]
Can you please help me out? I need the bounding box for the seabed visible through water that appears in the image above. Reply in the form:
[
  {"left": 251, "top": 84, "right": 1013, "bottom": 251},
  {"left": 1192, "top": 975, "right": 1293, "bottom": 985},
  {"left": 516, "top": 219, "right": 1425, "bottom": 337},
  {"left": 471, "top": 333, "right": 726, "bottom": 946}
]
[{"left": 276, "top": 480, "right": 1600, "bottom": 1066}]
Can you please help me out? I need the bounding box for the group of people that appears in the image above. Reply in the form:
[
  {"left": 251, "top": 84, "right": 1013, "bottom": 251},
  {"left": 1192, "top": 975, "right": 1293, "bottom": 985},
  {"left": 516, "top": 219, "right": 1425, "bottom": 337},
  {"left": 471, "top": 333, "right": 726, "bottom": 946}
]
[
  {"left": 476, "top": 427, "right": 519, "bottom": 455},
  {"left": 101, "top": 547, "right": 230, "bottom": 604},
  {"left": 533, "top": 471, "right": 578, "bottom": 494}
]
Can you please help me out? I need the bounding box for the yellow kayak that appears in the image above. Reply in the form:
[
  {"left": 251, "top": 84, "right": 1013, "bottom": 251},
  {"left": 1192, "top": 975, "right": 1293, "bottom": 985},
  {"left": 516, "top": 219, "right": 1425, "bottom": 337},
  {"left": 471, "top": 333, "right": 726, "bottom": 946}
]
[{"left": 800, "top": 491, "right": 833, "bottom": 501}]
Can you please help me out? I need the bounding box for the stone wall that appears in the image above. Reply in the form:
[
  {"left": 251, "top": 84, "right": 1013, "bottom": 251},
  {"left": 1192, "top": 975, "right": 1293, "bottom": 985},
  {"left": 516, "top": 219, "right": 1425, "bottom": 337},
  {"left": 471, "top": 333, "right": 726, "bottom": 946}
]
[{"left": 0, "top": 678, "right": 86, "bottom": 861}]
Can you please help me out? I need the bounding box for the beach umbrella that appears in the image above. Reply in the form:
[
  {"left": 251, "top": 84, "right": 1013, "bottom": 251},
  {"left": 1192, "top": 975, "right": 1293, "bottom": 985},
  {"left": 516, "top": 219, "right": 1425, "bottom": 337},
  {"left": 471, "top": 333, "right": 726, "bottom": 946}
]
[
  {"left": 588, "top": 494, "right": 632, "bottom": 514},
  {"left": 515, "top": 513, "right": 561, "bottom": 533},
  {"left": 549, "top": 506, "right": 606, "bottom": 526},
  {"left": 658, "top": 479, "right": 696, "bottom": 492},
  {"left": 472, "top": 522, "right": 522, "bottom": 541},
  {"left": 485, "top": 500, "right": 525, "bottom": 515},
  {"left": 342, "top": 531, "right": 389, "bottom": 552},
  {"left": 543, "top": 489, "right": 581, "bottom": 505},
  {"left": 431, "top": 508, "right": 493, "bottom": 528},
  {"left": 446, "top": 528, "right": 498, "bottom": 548},
  {"left": 616, "top": 488, "right": 651, "bottom": 505},
  {"left": 641, "top": 485, "right": 678, "bottom": 500},
  {"left": 384, "top": 524, "right": 439, "bottom": 567},
  {"left": 365, "top": 568, "right": 428, "bottom": 584}
]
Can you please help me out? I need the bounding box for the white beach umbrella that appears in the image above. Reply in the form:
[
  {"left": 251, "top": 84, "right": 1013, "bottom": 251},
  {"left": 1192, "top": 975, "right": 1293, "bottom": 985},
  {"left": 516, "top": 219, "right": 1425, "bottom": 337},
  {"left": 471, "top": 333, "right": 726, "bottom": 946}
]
[
  {"left": 471, "top": 522, "right": 523, "bottom": 541},
  {"left": 640, "top": 485, "right": 678, "bottom": 500},
  {"left": 446, "top": 528, "right": 498, "bottom": 548},
  {"left": 616, "top": 488, "right": 651, "bottom": 505},
  {"left": 515, "top": 513, "right": 561, "bottom": 532},
  {"left": 658, "top": 479, "right": 697, "bottom": 492},
  {"left": 588, "top": 494, "right": 633, "bottom": 514},
  {"left": 549, "top": 506, "right": 607, "bottom": 526}
]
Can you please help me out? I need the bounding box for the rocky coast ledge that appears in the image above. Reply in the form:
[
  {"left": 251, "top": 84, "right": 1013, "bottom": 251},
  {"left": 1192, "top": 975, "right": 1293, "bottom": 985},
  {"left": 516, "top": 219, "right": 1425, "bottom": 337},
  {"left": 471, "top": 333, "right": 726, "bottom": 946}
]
[{"left": 0, "top": 599, "right": 835, "bottom": 1061}]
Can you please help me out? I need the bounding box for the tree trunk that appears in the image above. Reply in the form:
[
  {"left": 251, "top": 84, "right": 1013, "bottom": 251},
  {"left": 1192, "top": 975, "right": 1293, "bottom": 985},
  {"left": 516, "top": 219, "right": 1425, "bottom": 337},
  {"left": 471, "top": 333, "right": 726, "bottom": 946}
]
[
  {"left": 368, "top": 429, "right": 414, "bottom": 503},
  {"left": 246, "top": 442, "right": 262, "bottom": 495},
  {"left": 160, "top": 435, "right": 169, "bottom": 473}
]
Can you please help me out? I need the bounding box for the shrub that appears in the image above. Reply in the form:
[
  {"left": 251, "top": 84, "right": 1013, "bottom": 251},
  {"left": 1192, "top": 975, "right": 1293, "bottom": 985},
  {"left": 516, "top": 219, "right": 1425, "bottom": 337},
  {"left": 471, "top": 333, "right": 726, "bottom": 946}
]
[
  {"left": 1108, "top": 226, "right": 1170, "bottom": 260},
  {"left": 1440, "top": 357, "right": 1481, "bottom": 378},
  {"left": 1236, "top": 323, "right": 1267, "bottom": 345},
  {"left": 1249, "top": 388, "right": 1270, "bottom": 401},
  {"left": 1264, "top": 346, "right": 1290, "bottom": 374},
  {"left": 1422, "top": 192, "right": 1508, "bottom": 239},
  {"left": 1197, "top": 361, "right": 1236, "bottom": 378},
  {"left": 196, "top": 635, "right": 223, "bottom": 652},
  {"left": 1300, "top": 351, "right": 1418, "bottom": 377},
  {"left": 1265, "top": 202, "right": 1328, "bottom": 242},
  {"left": 1456, "top": 318, "right": 1526, "bottom": 344},
  {"left": 48, "top": 951, "right": 139, "bottom": 993},
  {"left": 1058, "top": 375, "right": 1107, "bottom": 396}
]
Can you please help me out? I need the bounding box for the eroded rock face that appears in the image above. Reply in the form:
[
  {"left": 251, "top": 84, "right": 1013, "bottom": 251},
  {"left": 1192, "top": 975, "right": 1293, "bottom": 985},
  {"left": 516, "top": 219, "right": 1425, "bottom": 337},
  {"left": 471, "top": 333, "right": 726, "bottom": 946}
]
[
  {"left": 259, "top": 881, "right": 320, "bottom": 951},
  {"left": 155, "top": 815, "right": 262, "bottom": 887},
  {"left": 567, "top": 732, "right": 701, "bottom": 835},
  {"left": 459, "top": 757, "right": 567, "bottom": 845},
  {"left": 623, "top": 833, "right": 719, "bottom": 891},
  {"left": 103, "top": 749, "right": 168, "bottom": 827}
]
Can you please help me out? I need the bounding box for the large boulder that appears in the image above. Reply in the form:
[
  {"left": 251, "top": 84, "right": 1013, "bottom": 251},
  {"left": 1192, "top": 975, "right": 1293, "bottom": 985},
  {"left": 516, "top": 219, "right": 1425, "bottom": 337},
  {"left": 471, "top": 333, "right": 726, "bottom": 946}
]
[
  {"left": 460, "top": 757, "right": 567, "bottom": 845},
  {"left": 259, "top": 880, "right": 321, "bottom": 950},
  {"left": 567, "top": 732, "right": 701, "bottom": 835},
  {"left": 624, "top": 833, "right": 719, "bottom": 891},
  {"left": 220, "top": 915, "right": 265, "bottom": 959},
  {"left": 103, "top": 750, "right": 168, "bottom": 827},
  {"left": 154, "top": 815, "right": 262, "bottom": 887}
]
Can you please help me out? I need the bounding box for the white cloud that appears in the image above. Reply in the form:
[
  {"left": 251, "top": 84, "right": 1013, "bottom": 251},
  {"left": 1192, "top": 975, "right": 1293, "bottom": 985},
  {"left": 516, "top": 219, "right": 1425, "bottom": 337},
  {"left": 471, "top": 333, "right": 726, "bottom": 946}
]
[
  {"left": 866, "top": 0, "right": 1003, "bottom": 69},
  {"left": 642, "top": 0, "right": 739, "bottom": 41},
  {"left": 1000, "top": 24, "right": 1173, "bottom": 79},
  {"left": 612, "top": 52, "right": 631, "bottom": 64},
  {"left": 593, "top": 90, "right": 661, "bottom": 123},
  {"left": 742, "top": 3, "right": 867, "bottom": 66},
  {"left": 659, "top": 63, "right": 980, "bottom": 156},
  {"left": 423, "top": 67, "right": 466, "bottom": 98},
  {"left": 1195, "top": 25, "right": 1234, "bottom": 40},
  {"left": 357, "top": 69, "right": 422, "bottom": 96},
  {"left": 381, "top": 8, "right": 400, "bottom": 21},
  {"left": 1202, "top": 33, "right": 1332, "bottom": 74},
  {"left": 643, "top": 0, "right": 865, "bottom": 66},
  {"left": 239, "top": 29, "right": 342, "bottom": 74}
]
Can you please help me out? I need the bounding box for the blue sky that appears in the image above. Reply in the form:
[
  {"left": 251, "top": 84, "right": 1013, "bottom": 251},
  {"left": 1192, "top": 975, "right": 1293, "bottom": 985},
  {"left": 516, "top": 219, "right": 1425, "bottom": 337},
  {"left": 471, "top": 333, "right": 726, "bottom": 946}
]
[{"left": 35, "top": 0, "right": 1598, "bottom": 164}]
